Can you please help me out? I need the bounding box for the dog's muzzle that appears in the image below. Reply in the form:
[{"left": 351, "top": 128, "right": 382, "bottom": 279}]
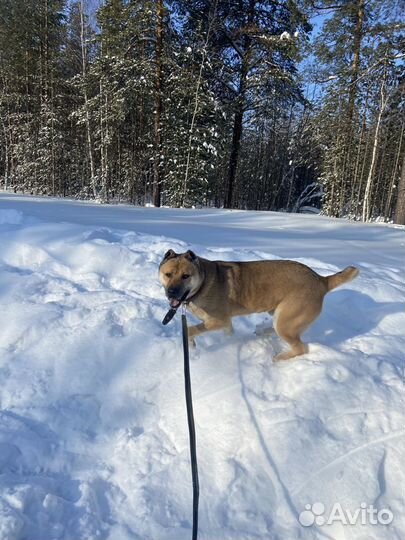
[{"left": 167, "top": 287, "right": 189, "bottom": 308}]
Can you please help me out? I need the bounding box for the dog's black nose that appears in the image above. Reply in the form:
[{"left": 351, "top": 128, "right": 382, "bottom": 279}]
[{"left": 168, "top": 287, "right": 180, "bottom": 297}]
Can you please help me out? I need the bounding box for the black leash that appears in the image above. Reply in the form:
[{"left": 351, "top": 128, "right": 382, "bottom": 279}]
[
  {"left": 162, "top": 295, "right": 199, "bottom": 540},
  {"left": 181, "top": 309, "right": 199, "bottom": 540}
]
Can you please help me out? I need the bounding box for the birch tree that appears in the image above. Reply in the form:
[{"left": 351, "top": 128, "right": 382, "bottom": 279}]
[{"left": 362, "top": 68, "right": 388, "bottom": 221}]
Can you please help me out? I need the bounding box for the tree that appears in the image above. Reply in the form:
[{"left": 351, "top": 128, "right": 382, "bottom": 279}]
[
  {"left": 394, "top": 152, "right": 405, "bottom": 225},
  {"left": 312, "top": 0, "right": 405, "bottom": 219},
  {"left": 0, "top": 0, "right": 67, "bottom": 194},
  {"left": 153, "top": 0, "right": 164, "bottom": 207},
  {"left": 173, "top": 0, "right": 311, "bottom": 208},
  {"left": 0, "top": 0, "right": 402, "bottom": 220}
]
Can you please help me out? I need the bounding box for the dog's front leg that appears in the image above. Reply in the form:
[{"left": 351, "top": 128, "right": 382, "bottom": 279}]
[
  {"left": 188, "top": 318, "right": 230, "bottom": 346},
  {"left": 224, "top": 322, "right": 234, "bottom": 336},
  {"left": 188, "top": 323, "right": 205, "bottom": 347}
]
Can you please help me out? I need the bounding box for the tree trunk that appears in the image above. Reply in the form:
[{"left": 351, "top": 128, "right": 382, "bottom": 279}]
[
  {"left": 362, "top": 77, "right": 387, "bottom": 221},
  {"left": 99, "top": 78, "right": 109, "bottom": 203},
  {"left": 153, "top": 0, "right": 163, "bottom": 207},
  {"left": 347, "top": 0, "right": 365, "bottom": 126},
  {"left": 394, "top": 152, "right": 405, "bottom": 225},
  {"left": 181, "top": 1, "right": 217, "bottom": 207},
  {"left": 385, "top": 120, "right": 404, "bottom": 219},
  {"left": 339, "top": 0, "right": 365, "bottom": 214},
  {"left": 224, "top": 98, "right": 244, "bottom": 208},
  {"left": 80, "top": 0, "right": 97, "bottom": 199},
  {"left": 0, "top": 78, "right": 10, "bottom": 189},
  {"left": 224, "top": 0, "right": 255, "bottom": 209}
]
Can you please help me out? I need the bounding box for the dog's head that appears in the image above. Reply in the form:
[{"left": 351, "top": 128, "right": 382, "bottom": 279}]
[{"left": 159, "top": 249, "right": 202, "bottom": 307}]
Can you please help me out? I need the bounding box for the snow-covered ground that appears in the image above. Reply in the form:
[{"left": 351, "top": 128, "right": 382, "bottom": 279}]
[{"left": 0, "top": 192, "right": 404, "bottom": 540}]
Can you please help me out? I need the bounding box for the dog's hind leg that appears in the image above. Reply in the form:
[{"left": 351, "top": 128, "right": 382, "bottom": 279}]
[
  {"left": 273, "top": 296, "right": 322, "bottom": 361},
  {"left": 274, "top": 335, "right": 308, "bottom": 361}
]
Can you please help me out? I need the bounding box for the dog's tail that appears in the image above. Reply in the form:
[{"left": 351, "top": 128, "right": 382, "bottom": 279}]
[{"left": 324, "top": 266, "right": 359, "bottom": 292}]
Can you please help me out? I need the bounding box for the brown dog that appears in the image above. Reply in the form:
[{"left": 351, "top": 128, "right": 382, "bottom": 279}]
[{"left": 159, "top": 249, "right": 359, "bottom": 360}]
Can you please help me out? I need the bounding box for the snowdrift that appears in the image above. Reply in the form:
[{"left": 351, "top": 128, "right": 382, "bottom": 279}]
[{"left": 0, "top": 195, "right": 404, "bottom": 540}]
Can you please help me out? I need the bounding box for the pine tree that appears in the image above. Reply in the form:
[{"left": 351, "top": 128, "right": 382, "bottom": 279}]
[
  {"left": 0, "top": 0, "right": 67, "bottom": 194},
  {"left": 0, "top": 0, "right": 402, "bottom": 218},
  {"left": 313, "top": 0, "right": 404, "bottom": 219},
  {"left": 175, "top": 0, "right": 311, "bottom": 208}
]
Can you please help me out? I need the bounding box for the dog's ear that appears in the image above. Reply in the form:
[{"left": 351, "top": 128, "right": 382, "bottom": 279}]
[
  {"left": 184, "top": 250, "right": 197, "bottom": 262},
  {"left": 162, "top": 249, "right": 177, "bottom": 263}
]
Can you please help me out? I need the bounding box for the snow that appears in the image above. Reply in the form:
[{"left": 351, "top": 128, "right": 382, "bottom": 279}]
[
  {"left": 280, "top": 31, "right": 292, "bottom": 41},
  {"left": 0, "top": 192, "right": 404, "bottom": 540}
]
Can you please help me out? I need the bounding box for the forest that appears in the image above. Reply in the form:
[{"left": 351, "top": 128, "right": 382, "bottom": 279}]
[{"left": 0, "top": 0, "right": 404, "bottom": 222}]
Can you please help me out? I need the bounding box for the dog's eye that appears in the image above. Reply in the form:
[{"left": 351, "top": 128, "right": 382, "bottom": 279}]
[
  {"left": 165, "top": 272, "right": 172, "bottom": 278},
  {"left": 182, "top": 274, "right": 190, "bottom": 280}
]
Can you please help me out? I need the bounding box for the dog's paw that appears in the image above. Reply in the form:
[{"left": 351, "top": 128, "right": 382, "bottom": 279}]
[
  {"left": 188, "top": 337, "right": 196, "bottom": 348},
  {"left": 274, "top": 351, "right": 293, "bottom": 361},
  {"left": 274, "top": 343, "right": 309, "bottom": 361}
]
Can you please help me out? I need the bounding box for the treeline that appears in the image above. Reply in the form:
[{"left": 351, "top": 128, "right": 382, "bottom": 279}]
[{"left": 0, "top": 0, "right": 404, "bottom": 222}]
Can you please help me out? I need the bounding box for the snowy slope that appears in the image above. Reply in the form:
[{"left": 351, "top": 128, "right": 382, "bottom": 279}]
[{"left": 0, "top": 193, "right": 404, "bottom": 540}]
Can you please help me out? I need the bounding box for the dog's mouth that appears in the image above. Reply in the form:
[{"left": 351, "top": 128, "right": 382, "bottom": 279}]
[{"left": 167, "top": 289, "right": 190, "bottom": 309}]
